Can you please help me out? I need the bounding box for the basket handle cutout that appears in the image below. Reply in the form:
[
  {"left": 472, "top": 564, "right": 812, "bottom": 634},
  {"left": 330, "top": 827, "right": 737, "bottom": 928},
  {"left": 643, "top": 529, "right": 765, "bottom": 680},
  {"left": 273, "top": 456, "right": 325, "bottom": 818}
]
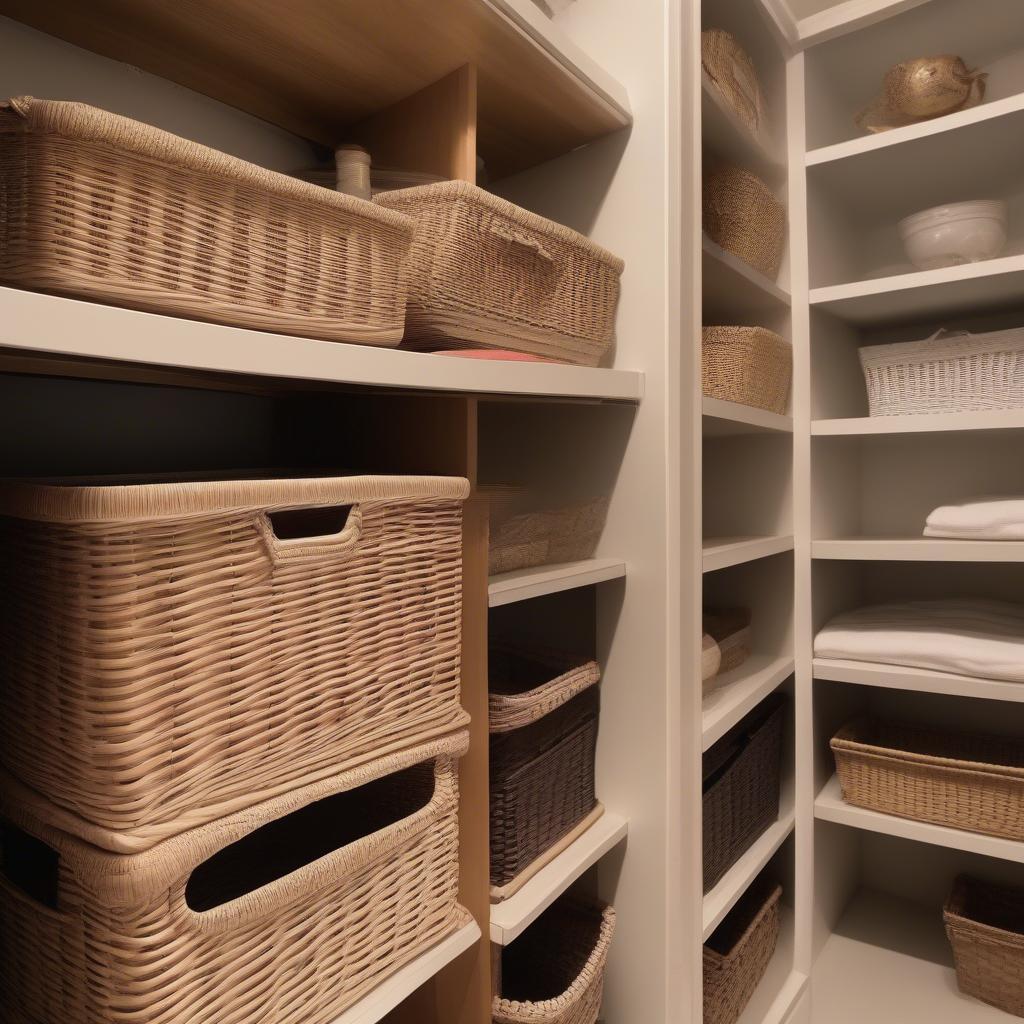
[
  {"left": 487, "top": 221, "right": 557, "bottom": 266},
  {"left": 258, "top": 503, "right": 362, "bottom": 564},
  {"left": 1, "top": 820, "right": 60, "bottom": 910}
]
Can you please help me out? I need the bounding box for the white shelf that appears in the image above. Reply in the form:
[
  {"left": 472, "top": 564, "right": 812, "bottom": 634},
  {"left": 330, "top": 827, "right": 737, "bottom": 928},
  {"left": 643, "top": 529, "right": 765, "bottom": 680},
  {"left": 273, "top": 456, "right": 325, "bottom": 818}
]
[
  {"left": 0, "top": 287, "right": 645, "bottom": 402},
  {"left": 702, "top": 72, "right": 783, "bottom": 182},
  {"left": 702, "top": 654, "right": 795, "bottom": 751},
  {"left": 812, "top": 537, "right": 1024, "bottom": 562},
  {"left": 489, "top": 813, "right": 628, "bottom": 945},
  {"left": 735, "top": 906, "right": 808, "bottom": 1024},
  {"left": 703, "top": 397, "right": 793, "bottom": 437},
  {"left": 703, "top": 535, "right": 795, "bottom": 573},
  {"left": 332, "top": 920, "right": 481, "bottom": 1024},
  {"left": 796, "top": 0, "right": 932, "bottom": 45},
  {"left": 487, "top": 557, "right": 626, "bottom": 607},
  {"left": 815, "top": 774, "right": 1024, "bottom": 865},
  {"left": 702, "top": 234, "right": 790, "bottom": 323},
  {"left": 814, "top": 657, "right": 1024, "bottom": 703},
  {"left": 812, "top": 410, "right": 1024, "bottom": 436}
]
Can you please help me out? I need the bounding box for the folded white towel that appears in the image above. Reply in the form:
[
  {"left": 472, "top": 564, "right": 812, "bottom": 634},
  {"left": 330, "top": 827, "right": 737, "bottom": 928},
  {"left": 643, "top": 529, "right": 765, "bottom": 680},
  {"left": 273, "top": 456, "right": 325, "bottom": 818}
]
[
  {"left": 814, "top": 599, "right": 1024, "bottom": 683},
  {"left": 925, "top": 496, "right": 1024, "bottom": 539}
]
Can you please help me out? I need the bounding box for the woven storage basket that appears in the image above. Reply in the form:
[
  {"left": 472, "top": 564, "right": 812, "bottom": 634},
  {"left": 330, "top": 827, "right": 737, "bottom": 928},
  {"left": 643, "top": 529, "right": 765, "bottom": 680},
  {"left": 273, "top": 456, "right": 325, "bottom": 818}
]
[
  {"left": 0, "top": 732, "right": 470, "bottom": 1024},
  {"left": 703, "top": 695, "right": 785, "bottom": 893},
  {"left": 860, "top": 327, "right": 1024, "bottom": 416},
  {"left": 0, "top": 474, "right": 470, "bottom": 853},
  {"left": 704, "top": 880, "right": 782, "bottom": 1024},
  {"left": 945, "top": 874, "right": 1024, "bottom": 1017},
  {"left": 704, "top": 608, "right": 753, "bottom": 682},
  {"left": 0, "top": 96, "right": 414, "bottom": 345},
  {"left": 489, "top": 647, "right": 601, "bottom": 899},
  {"left": 374, "top": 181, "right": 624, "bottom": 366},
  {"left": 702, "top": 29, "right": 765, "bottom": 138},
  {"left": 493, "top": 899, "right": 615, "bottom": 1024},
  {"left": 703, "top": 166, "right": 785, "bottom": 280},
  {"left": 702, "top": 326, "right": 792, "bottom": 414},
  {"left": 832, "top": 718, "right": 1024, "bottom": 841}
]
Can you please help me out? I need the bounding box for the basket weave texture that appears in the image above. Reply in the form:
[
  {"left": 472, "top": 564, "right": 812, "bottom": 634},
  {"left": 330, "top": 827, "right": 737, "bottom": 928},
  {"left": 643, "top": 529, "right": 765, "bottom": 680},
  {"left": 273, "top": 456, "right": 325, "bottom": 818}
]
[
  {"left": 945, "top": 874, "right": 1024, "bottom": 1018},
  {"left": 859, "top": 327, "right": 1024, "bottom": 416},
  {"left": 493, "top": 899, "right": 615, "bottom": 1024},
  {"left": 702, "top": 29, "right": 765, "bottom": 138},
  {"left": 703, "top": 695, "right": 785, "bottom": 893},
  {"left": 0, "top": 733, "right": 470, "bottom": 1024},
  {"left": 0, "top": 474, "right": 470, "bottom": 853},
  {"left": 832, "top": 718, "right": 1024, "bottom": 841},
  {"left": 0, "top": 96, "right": 414, "bottom": 345},
  {"left": 704, "top": 881, "right": 782, "bottom": 1024},
  {"left": 702, "top": 326, "right": 792, "bottom": 414},
  {"left": 704, "top": 608, "right": 753, "bottom": 676},
  {"left": 374, "top": 181, "right": 624, "bottom": 366},
  {"left": 703, "top": 166, "right": 785, "bottom": 280}
]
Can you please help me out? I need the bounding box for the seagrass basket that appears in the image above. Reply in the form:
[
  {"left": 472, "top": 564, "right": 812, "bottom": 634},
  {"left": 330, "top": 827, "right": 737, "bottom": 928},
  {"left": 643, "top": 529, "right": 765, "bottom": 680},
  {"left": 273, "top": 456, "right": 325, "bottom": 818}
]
[
  {"left": 0, "top": 96, "right": 414, "bottom": 345},
  {"left": 703, "top": 608, "right": 753, "bottom": 683},
  {"left": 0, "top": 474, "right": 469, "bottom": 853},
  {"left": 945, "top": 874, "right": 1024, "bottom": 1018},
  {"left": 703, "top": 166, "right": 785, "bottom": 280},
  {"left": 702, "top": 29, "right": 765, "bottom": 138},
  {"left": 702, "top": 326, "right": 792, "bottom": 414},
  {"left": 493, "top": 899, "right": 615, "bottom": 1024},
  {"left": 374, "top": 181, "right": 624, "bottom": 366},
  {"left": 832, "top": 718, "right": 1024, "bottom": 841},
  {"left": 0, "top": 733, "right": 470, "bottom": 1024}
]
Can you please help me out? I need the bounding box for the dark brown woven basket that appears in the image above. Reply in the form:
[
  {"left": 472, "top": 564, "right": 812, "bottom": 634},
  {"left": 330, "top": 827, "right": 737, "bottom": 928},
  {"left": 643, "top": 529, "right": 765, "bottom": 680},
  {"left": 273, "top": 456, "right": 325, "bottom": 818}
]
[{"left": 703, "top": 695, "right": 785, "bottom": 893}]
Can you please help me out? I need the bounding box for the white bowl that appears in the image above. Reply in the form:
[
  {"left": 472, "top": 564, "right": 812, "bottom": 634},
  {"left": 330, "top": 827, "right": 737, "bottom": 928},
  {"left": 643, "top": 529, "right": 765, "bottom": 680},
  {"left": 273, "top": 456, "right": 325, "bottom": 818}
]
[{"left": 898, "top": 200, "right": 1008, "bottom": 271}]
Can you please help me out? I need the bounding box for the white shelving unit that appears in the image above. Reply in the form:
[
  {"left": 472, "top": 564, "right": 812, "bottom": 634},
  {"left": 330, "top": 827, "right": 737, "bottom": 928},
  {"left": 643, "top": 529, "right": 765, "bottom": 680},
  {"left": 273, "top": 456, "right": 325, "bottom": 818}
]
[
  {"left": 811, "top": 538, "right": 1024, "bottom": 562},
  {"left": 487, "top": 558, "right": 627, "bottom": 607},
  {"left": 814, "top": 658, "right": 1024, "bottom": 703},
  {"left": 704, "top": 397, "right": 794, "bottom": 437},
  {"left": 703, "top": 654, "right": 795, "bottom": 750},
  {"left": 703, "top": 535, "right": 795, "bottom": 573}
]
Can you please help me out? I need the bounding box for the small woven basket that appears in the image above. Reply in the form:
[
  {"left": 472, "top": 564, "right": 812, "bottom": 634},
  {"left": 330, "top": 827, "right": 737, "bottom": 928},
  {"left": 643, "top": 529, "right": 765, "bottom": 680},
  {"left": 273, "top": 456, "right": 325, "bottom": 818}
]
[
  {"left": 703, "top": 608, "right": 753, "bottom": 681},
  {"left": 493, "top": 899, "right": 615, "bottom": 1024},
  {"left": 832, "top": 718, "right": 1024, "bottom": 841},
  {"left": 945, "top": 874, "right": 1024, "bottom": 1018},
  {"left": 703, "top": 326, "right": 792, "bottom": 414},
  {"left": 702, "top": 29, "right": 765, "bottom": 138},
  {"left": 703, "top": 166, "right": 785, "bottom": 280}
]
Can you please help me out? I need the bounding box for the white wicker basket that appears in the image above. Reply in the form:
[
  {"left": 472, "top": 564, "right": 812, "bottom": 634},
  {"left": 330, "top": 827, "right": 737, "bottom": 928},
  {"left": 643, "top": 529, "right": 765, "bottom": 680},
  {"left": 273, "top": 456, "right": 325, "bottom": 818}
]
[{"left": 860, "top": 327, "right": 1024, "bottom": 417}]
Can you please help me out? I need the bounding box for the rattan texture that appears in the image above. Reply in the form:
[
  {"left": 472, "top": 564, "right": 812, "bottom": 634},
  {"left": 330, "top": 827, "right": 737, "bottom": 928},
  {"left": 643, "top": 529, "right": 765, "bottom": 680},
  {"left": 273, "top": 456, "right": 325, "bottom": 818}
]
[
  {"left": 703, "top": 880, "right": 782, "bottom": 1024},
  {"left": 702, "top": 326, "right": 792, "bottom": 414},
  {"left": 945, "top": 874, "right": 1024, "bottom": 1018},
  {"left": 859, "top": 327, "right": 1024, "bottom": 416},
  {"left": 702, "top": 29, "right": 765, "bottom": 138},
  {"left": 374, "top": 181, "right": 624, "bottom": 366},
  {"left": 703, "top": 695, "right": 785, "bottom": 893},
  {"left": 0, "top": 474, "right": 469, "bottom": 853},
  {"left": 0, "top": 733, "right": 470, "bottom": 1024},
  {"left": 493, "top": 899, "right": 615, "bottom": 1024},
  {"left": 0, "top": 97, "right": 414, "bottom": 345},
  {"left": 704, "top": 608, "right": 753, "bottom": 675},
  {"left": 703, "top": 166, "right": 785, "bottom": 280},
  {"left": 832, "top": 718, "right": 1024, "bottom": 841}
]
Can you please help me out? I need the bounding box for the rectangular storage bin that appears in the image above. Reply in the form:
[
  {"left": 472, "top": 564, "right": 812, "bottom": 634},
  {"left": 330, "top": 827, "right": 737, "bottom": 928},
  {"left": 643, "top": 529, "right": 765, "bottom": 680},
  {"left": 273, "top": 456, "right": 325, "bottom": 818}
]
[
  {"left": 702, "top": 326, "right": 792, "bottom": 414},
  {"left": 0, "top": 96, "right": 414, "bottom": 345},
  {"left": 704, "top": 880, "right": 782, "bottom": 1024},
  {"left": 702, "top": 29, "right": 766, "bottom": 139},
  {"left": 0, "top": 733, "right": 470, "bottom": 1024},
  {"left": 703, "top": 695, "right": 785, "bottom": 893},
  {"left": 831, "top": 718, "right": 1024, "bottom": 841},
  {"left": 374, "top": 181, "right": 624, "bottom": 366},
  {"left": 703, "top": 165, "right": 785, "bottom": 280},
  {"left": 493, "top": 898, "right": 615, "bottom": 1024},
  {"left": 0, "top": 474, "right": 470, "bottom": 853},
  {"left": 703, "top": 607, "right": 753, "bottom": 691},
  {"left": 489, "top": 647, "right": 601, "bottom": 899}
]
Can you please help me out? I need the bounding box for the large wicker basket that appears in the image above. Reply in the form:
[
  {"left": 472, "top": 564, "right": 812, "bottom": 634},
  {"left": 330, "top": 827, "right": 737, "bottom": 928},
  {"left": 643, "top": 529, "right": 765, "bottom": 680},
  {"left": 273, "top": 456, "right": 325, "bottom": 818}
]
[
  {"left": 704, "top": 880, "right": 782, "bottom": 1024},
  {"left": 831, "top": 718, "right": 1024, "bottom": 841},
  {"left": 702, "top": 29, "right": 765, "bottom": 139},
  {"left": 702, "top": 326, "right": 792, "bottom": 414},
  {"left": 374, "top": 181, "right": 624, "bottom": 366},
  {"left": 489, "top": 647, "right": 601, "bottom": 900},
  {"left": 703, "top": 166, "right": 785, "bottom": 280},
  {"left": 0, "top": 474, "right": 469, "bottom": 853},
  {"left": 493, "top": 899, "right": 615, "bottom": 1024},
  {"left": 860, "top": 327, "right": 1024, "bottom": 417},
  {"left": 945, "top": 874, "right": 1024, "bottom": 1018},
  {"left": 0, "top": 96, "right": 414, "bottom": 345},
  {"left": 0, "top": 733, "right": 470, "bottom": 1024},
  {"left": 704, "top": 695, "right": 785, "bottom": 893}
]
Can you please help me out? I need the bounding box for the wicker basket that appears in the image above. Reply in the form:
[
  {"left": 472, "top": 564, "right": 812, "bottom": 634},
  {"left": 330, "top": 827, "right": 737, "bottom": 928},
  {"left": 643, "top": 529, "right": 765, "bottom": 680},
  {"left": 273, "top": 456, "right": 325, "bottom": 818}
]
[
  {"left": 831, "top": 718, "right": 1024, "bottom": 841},
  {"left": 702, "top": 326, "right": 792, "bottom": 414},
  {"left": 945, "top": 874, "right": 1024, "bottom": 1018},
  {"left": 703, "top": 166, "right": 785, "bottom": 280},
  {"left": 704, "top": 608, "right": 753, "bottom": 681},
  {"left": 374, "top": 181, "right": 624, "bottom": 366},
  {"left": 704, "top": 880, "right": 782, "bottom": 1024},
  {"left": 702, "top": 29, "right": 765, "bottom": 139},
  {"left": 0, "top": 474, "right": 470, "bottom": 853},
  {"left": 0, "top": 732, "right": 470, "bottom": 1024},
  {"left": 704, "top": 695, "right": 785, "bottom": 893},
  {"left": 490, "top": 647, "right": 601, "bottom": 898},
  {"left": 860, "top": 327, "right": 1024, "bottom": 417},
  {"left": 0, "top": 96, "right": 414, "bottom": 345},
  {"left": 703, "top": 633, "right": 724, "bottom": 683},
  {"left": 493, "top": 899, "right": 615, "bottom": 1024}
]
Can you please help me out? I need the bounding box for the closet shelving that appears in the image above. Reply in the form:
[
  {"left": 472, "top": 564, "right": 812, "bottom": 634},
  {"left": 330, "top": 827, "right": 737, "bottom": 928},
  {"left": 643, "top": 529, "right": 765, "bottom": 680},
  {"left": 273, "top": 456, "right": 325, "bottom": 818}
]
[
  {"left": 703, "top": 396, "right": 793, "bottom": 436},
  {"left": 813, "top": 658, "right": 1024, "bottom": 703},
  {"left": 487, "top": 558, "right": 628, "bottom": 607},
  {"left": 702, "top": 536, "right": 795, "bottom": 572}
]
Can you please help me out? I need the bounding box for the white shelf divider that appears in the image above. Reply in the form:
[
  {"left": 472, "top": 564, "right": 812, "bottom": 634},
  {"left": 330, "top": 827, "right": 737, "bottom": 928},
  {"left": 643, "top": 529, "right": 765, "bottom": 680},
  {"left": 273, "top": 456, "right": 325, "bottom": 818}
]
[
  {"left": 490, "top": 813, "right": 628, "bottom": 945},
  {"left": 814, "top": 657, "right": 1024, "bottom": 703},
  {"left": 703, "top": 396, "right": 793, "bottom": 437},
  {"left": 811, "top": 537, "right": 1024, "bottom": 562},
  {"left": 702, "top": 654, "right": 795, "bottom": 751},
  {"left": 702, "top": 234, "right": 791, "bottom": 322},
  {"left": 487, "top": 557, "right": 626, "bottom": 608},
  {"left": 812, "top": 410, "right": 1024, "bottom": 436},
  {"left": 703, "top": 535, "right": 795, "bottom": 573},
  {"left": 702, "top": 72, "right": 784, "bottom": 182}
]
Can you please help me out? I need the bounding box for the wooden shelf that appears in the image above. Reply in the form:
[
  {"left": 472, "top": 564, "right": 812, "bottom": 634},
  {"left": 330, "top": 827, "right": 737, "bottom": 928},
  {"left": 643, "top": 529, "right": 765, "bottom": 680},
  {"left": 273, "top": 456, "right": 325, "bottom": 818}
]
[
  {"left": 703, "top": 397, "right": 793, "bottom": 437},
  {"left": 735, "top": 906, "right": 807, "bottom": 1024},
  {"left": 702, "top": 654, "right": 795, "bottom": 751},
  {"left": 814, "top": 658, "right": 1024, "bottom": 703},
  {"left": 703, "top": 535, "right": 795, "bottom": 573},
  {"left": 2, "top": 0, "right": 631, "bottom": 180},
  {"left": 489, "top": 813, "right": 628, "bottom": 945},
  {"left": 812, "top": 537, "right": 1024, "bottom": 562},
  {"left": 702, "top": 71, "right": 783, "bottom": 183},
  {"left": 702, "top": 234, "right": 791, "bottom": 323},
  {"left": 812, "top": 410, "right": 1024, "bottom": 436},
  {"left": 487, "top": 558, "right": 626, "bottom": 608}
]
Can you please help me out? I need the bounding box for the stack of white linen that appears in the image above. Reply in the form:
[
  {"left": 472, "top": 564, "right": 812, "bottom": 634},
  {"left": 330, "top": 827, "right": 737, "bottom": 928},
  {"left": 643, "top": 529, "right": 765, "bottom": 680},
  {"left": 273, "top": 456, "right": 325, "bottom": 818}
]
[{"left": 925, "top": 497, "right": 1024, "bottom": 539}]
